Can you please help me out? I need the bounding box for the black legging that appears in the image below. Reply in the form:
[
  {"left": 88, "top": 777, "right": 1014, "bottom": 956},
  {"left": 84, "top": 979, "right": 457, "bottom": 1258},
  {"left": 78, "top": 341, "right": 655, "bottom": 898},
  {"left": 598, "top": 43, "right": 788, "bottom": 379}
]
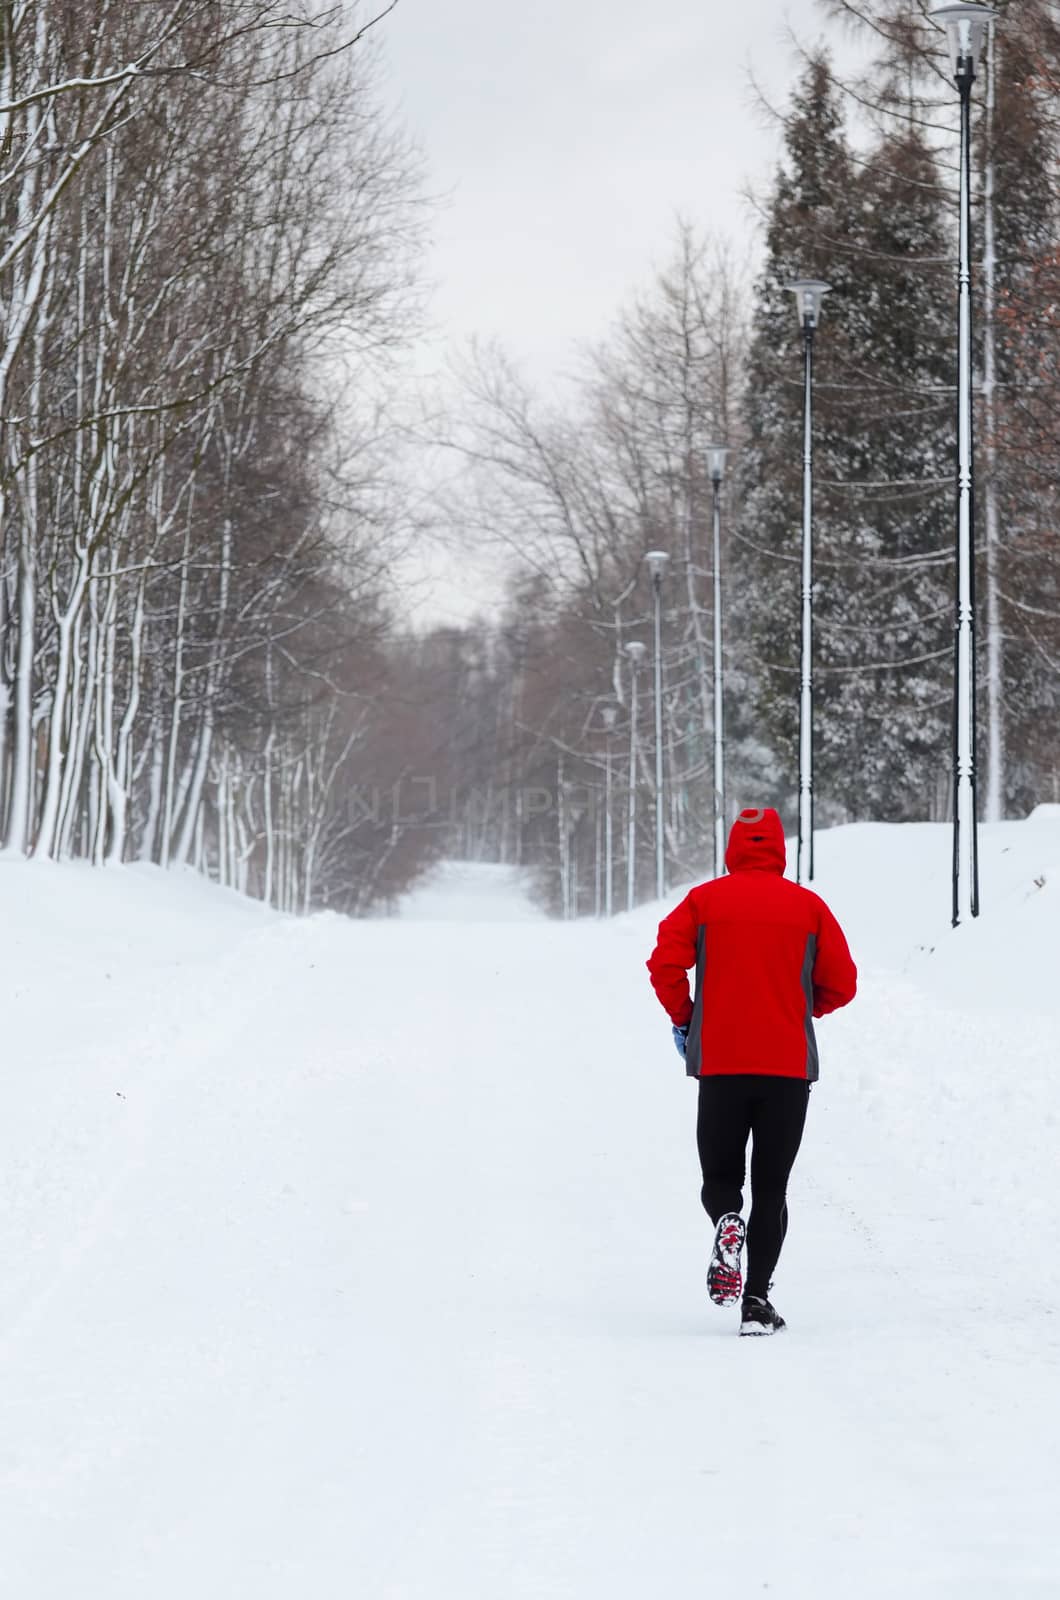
[{"left": 696, "top": 1074, "right": 809, "bottom": 1299}]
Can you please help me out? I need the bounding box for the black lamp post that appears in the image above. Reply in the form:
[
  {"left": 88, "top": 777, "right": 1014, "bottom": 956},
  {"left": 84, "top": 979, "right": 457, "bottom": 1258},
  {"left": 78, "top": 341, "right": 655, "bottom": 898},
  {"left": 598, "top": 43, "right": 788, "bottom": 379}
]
[
  {"left": 644, "top": 550, "right": 670, "bottom": 898},
  {"left": 708, "top": 446, "right": 730, "bottom": 877},
  {"left": 601, "top": 704, "right": 617, "bottom": 917},
  {"left": 624, "top": 641, "right": 646, "bottom": 911},
  {"left": 787, "top": 279, "right": 831, "bottom": 885},
  {"left": 931, "top": 2, "right": 995, "bottom": 926}
]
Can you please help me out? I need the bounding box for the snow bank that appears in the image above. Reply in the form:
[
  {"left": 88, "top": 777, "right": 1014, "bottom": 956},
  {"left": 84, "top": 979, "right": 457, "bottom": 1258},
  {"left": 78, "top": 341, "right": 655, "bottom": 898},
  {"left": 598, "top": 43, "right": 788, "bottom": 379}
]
[
  {"left": 0, "top": 826, "right": 1057, "bottom": 1598},
  {"left": 815, "top": 815, "right": 1060, "bottom": 1018},
  {"left": 0, "top": 858, "right": 274, "bottom": 1344}
]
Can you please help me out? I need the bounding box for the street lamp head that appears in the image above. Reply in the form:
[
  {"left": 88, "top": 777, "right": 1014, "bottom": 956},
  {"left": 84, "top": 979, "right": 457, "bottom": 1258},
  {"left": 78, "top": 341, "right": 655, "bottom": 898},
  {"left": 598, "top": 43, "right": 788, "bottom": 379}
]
[
  {"left": 643, "top": 549, "right": 670, "bottom": 583},
  {"left": 625, "top": 640, "right": 647, "bottom": 666},
  {"left": 787, "top": 279, "right": 832, "bottom": 333},
  {"left": 930, "top": 4, "right": 995, "bottom": 85},
  {"left": 707, "top": 445, "right": 730, "bottom": 483}
]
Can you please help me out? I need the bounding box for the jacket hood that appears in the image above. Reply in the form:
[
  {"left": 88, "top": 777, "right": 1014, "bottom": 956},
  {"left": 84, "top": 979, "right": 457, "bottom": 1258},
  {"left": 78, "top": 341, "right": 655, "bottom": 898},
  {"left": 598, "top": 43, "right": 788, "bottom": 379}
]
[{"left": 725, "top": 807, "right": 787, "bottom": 874}]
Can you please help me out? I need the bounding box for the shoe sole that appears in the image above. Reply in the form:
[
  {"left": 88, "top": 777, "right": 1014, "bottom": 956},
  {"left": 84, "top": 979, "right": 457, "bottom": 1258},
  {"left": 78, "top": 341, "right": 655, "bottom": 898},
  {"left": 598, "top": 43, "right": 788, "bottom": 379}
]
[
  {"left": 707, "top": 1212, "right": 746, "bottom": 1307},
  {"left": 739, "top": 1322, "right": 785, "bottom": 1338}
]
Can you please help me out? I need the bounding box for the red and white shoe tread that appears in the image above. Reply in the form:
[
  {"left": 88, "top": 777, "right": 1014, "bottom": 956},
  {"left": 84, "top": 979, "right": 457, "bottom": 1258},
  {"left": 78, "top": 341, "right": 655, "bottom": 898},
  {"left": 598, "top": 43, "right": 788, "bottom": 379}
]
[{"left": 707, "top": 1213, "right": 746, "bottom": 1307}]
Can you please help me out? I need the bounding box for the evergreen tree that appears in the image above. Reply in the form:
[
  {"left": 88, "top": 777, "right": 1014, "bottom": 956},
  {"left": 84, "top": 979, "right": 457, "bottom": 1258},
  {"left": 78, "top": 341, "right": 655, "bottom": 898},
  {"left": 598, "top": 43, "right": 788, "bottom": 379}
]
[
  {"left": 813, "top": 127, "right": 954, "bottom": 819},
  {"left": 733, "top": 57, "right": 854, "bottom": 820},
  {"left": 737, "top": 57, "right": 956, "bottom": 822},
  {"left": 987, "top": 1, "right": 1060, "bottom": 812},
  {"left": 813, "top": 0, "right": 1060, "bottom": 814}
]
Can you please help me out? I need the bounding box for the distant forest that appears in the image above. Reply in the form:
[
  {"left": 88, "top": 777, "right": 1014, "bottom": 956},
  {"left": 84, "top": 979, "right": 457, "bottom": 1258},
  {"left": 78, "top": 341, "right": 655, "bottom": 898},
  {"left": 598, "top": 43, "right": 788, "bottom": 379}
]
[{"left": 1, "top": 1, "right": 1056, "bottom": 914}]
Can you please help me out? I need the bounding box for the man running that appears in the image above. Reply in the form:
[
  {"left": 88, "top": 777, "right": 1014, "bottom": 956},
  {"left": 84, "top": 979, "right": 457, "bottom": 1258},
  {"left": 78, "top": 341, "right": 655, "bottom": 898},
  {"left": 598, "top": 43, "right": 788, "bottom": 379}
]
[{"left": 646, "top": 806, "right": 857, "bottom": 1336}]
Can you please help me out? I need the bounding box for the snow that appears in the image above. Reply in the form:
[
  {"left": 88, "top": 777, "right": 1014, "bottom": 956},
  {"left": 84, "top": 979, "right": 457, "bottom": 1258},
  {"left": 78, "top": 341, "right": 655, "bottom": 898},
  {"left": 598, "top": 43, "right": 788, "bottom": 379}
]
[
  {"left": 397, "top": 858, "right": 545, "bottom": 921},
  {"left": 1, "top": 822, "right": 1059, "bottom": 1597}
]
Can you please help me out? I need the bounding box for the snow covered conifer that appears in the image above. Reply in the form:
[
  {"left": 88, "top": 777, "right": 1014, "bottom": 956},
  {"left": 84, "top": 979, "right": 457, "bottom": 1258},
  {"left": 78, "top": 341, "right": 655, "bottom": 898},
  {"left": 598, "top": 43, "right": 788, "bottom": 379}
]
[{"left": 736, "top": 57, "right": 956, "bottom": 822}]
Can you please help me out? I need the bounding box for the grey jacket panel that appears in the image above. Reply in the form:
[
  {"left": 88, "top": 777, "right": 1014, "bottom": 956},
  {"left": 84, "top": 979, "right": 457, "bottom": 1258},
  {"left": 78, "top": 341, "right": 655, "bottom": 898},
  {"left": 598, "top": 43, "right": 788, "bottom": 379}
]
[
  {"left": 801, "top": 931, "right": 820, "bottom": 1083},
  {"left": 685, "top": 924, "right": 707, "bottom": 1078}
]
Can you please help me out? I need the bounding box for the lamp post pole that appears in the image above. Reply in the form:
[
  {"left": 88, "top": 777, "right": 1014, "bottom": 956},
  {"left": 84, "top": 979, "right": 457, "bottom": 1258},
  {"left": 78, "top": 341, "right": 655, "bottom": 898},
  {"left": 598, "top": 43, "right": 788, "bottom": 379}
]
[
  {"left": 787, "top": 280, "right": 832, "bottom": 885},
  {"left": 602, "top": 704, "right": 617, "bottom": 917},
  {"left": 644, "top": 550, "right": 670, "bottom": 899},
  {"left": 708, "top": 446, "right": 730, "bottom": 877},
  {"left": 932, "top": 3, "right": 995, "bottom": 926},
  {"left": 568, "top": 804, "right": 584, "bottom": 920},
  {"left": 625, "top": 641, "right": 646, "bottom": 911}
]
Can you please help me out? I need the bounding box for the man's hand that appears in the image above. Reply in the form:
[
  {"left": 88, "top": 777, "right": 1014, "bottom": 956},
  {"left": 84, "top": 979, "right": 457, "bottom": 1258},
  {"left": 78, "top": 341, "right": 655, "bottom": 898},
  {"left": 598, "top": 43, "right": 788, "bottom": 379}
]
[{"left": 672, "top": 1023, "right": 690, "bottom": 1060}]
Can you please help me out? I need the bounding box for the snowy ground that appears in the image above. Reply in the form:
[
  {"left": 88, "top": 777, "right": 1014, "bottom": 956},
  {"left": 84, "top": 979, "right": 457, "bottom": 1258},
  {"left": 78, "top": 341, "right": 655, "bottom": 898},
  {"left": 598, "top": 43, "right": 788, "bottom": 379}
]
[{"left": 1, "top": 825, "right": 1059, "bottom": 1597}]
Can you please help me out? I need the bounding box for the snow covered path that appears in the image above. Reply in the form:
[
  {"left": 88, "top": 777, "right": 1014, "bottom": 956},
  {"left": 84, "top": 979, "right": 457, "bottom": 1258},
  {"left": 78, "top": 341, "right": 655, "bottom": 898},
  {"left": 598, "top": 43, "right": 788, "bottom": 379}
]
[{"left": 1, "top": 843, "right": 1059, "bottom": 1597}]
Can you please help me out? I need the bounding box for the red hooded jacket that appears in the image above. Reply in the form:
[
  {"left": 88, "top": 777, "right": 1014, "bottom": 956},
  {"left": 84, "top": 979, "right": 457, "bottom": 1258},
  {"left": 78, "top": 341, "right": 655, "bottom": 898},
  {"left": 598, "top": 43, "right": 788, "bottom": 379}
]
[{"left": 646, "top": 808, "right": 857, "bottom": 1081}]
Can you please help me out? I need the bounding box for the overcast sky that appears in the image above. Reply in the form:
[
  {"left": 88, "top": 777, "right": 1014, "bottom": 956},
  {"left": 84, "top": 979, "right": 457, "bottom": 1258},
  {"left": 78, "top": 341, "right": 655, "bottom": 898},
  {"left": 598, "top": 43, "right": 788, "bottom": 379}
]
[
  {"left": 376, "top": 0, "right": 839, "bottom": 621},
  {"left": 380, "top": 0, "right": 841, "bottom": 379}
]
